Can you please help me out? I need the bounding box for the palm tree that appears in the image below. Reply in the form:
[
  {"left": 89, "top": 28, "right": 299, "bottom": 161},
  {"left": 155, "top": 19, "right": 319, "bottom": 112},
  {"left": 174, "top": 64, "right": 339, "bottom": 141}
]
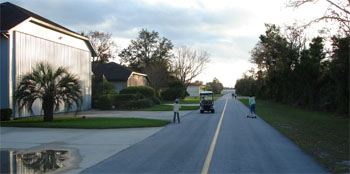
[{"left": 15, "top": 62, "right": 82, "bottom": 122}]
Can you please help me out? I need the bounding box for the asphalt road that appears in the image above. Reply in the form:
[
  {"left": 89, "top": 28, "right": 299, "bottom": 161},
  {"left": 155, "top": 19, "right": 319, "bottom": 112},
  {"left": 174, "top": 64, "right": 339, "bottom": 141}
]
[{"left": 82, "top": 94, "right": 327, "bottom": 173}]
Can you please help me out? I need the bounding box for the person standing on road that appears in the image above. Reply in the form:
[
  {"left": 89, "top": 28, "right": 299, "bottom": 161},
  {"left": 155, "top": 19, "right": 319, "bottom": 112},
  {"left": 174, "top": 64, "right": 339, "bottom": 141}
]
[
  {"left": 173, "top": 99, "right": 181, "bottom": 123},
  {"left": 249, "top": 95, "right": 256, "bottom": 116}
]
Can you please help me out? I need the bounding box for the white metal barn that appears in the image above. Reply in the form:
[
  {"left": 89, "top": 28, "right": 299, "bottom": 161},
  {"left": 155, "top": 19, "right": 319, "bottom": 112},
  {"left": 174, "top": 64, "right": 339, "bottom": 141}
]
[{"left": 0, "top": 2, "right": 96, "bottom": 118}]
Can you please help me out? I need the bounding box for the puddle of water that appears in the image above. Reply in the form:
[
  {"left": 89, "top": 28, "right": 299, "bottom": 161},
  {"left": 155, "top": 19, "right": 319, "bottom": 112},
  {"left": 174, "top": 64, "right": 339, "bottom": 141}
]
[{"left": 0, "top": 150, "right": 69, "bottom": 174}]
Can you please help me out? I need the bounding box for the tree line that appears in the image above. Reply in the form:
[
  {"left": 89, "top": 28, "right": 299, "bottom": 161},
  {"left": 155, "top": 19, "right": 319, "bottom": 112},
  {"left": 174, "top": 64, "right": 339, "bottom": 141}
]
[
  {"left": 235, "top": 0, "right": 349, "bottom": 116},
  {"left": 83, "top": 29, "right": 222, "bottom": 100},
  {"left": 235, "top": 24, "right": 349, "bottom": 116}
]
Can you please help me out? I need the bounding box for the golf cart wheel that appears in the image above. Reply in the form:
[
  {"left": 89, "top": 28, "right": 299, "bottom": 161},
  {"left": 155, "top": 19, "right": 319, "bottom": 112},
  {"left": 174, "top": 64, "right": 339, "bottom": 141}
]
[
  {"left": 211, "top": 109, "right": 215, "bottom": 113},
  {"left": 200, "top": 110, "right": 204, "bottom": 113}
]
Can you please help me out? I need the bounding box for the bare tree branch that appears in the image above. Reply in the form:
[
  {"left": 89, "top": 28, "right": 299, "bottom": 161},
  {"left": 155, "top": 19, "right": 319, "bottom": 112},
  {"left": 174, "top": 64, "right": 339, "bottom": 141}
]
[
  {"left": 287, "top": 0, "right": 350, "bottom": 36},
  {"left": 85, "top": 31, "right": 118, "bottom": 65},
  {"left": 171, "top": 46, "right": 210, "bottom": 86}
]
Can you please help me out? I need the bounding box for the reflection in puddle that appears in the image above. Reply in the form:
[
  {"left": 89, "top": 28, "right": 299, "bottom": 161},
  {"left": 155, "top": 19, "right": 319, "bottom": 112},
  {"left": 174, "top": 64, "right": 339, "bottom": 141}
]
[{"left": 1, "top": 150, "right": 68, "bottom": 174}]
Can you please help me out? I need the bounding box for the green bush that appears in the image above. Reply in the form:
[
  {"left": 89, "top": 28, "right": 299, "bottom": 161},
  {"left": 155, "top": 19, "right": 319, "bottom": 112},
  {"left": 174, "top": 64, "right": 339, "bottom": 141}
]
[
  {"left": 97, "top": 95, "right": 113, "bottom": 110},
  {"left": 103, "top": 81, "right": 116, "bottom": 95},
  {"left": 106, "top": 94, "right": 118, "bottom": 103},
  {"left": 0, "top": 108, "right": 12, "bottom": 121},
  {"left": 151, "top": 96, "right": 161, "bottom": 105},
  {"left": 113, "top": 94, "right": 145, "bottom": 109},
  {"left": 120, "top": 86, "right": 156, "bottom": 98},
  {"left": 161, "top": 87, "right": 186, "bottom": 100},
  {"left": 124, "top": 98, "right": 154, "bottom": 109},
  {"left": 113, "top": 94, "right": 144, "bottom": 101}
]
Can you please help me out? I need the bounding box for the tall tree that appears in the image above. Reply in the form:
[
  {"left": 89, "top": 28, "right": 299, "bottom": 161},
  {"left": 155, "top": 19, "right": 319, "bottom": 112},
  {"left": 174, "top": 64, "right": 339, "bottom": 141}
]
[
  {"left": 171, "top": 46, "right": 210, "bottom": 86},
  {"left": 119, "top": 29, "right": 173, "bottom": 72},
  {"left": 15, "top": 63, "right": 82, "bottom": 122},
  {"left": 85, "top": 31, "right": 118, "bottom": 65},
  {"left": 294, "top": 37, "right": 326, "bottom": 108},
  {"left": 119, "top": 29, "right": 173, "bottom": 90},
  {"left": 207, "top": 78, "right": 224, "bottom": 94},
  {"left": 329, "top": 36, "right": 349, "bottom": 115},
  {"left": 250, "top": 24, "right": 294, "bottom": 100}
]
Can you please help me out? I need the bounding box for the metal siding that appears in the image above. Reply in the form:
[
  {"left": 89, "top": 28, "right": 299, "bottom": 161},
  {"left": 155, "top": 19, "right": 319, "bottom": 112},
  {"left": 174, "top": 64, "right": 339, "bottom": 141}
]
[
  {"left": 14, "top": 31, "right": 91, "bottom": 117},
  {"left": 0, "top": 35, "right": 10, "bottom": 108}
]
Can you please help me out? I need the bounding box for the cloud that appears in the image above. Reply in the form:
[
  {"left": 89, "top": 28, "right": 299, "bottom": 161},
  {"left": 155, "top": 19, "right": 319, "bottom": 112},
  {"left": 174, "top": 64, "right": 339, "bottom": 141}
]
[{"left": 5, "top": 0, "right": 328, "bottom": 86}]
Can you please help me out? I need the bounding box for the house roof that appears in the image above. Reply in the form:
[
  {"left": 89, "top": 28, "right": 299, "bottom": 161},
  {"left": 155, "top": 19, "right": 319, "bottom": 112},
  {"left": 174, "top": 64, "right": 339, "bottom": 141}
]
[
  {"left": 93, "top": 62, "right": 148, "bottom": 81},
  {"left": 0, "top": 2, "right": 96, "bottom": 56}
]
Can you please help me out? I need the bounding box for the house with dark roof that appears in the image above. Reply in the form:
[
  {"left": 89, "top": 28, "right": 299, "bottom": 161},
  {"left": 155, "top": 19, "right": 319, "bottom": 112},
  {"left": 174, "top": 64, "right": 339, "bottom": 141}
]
[
  {"left": 93, "top": 62, "right": 150, "bottom": 93},
  {"left": 0, "top": 2, "right": 96, "bottom": 117}
]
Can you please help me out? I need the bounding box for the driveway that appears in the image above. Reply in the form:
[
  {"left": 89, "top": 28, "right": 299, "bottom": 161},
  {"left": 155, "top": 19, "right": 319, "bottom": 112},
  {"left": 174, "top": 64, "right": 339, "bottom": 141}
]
[
  {"left": 0, "top": 110, "right": 193, "bottom": 174},
  {"left": 55, "top": 109, "right": 193, "bottom": 121}
]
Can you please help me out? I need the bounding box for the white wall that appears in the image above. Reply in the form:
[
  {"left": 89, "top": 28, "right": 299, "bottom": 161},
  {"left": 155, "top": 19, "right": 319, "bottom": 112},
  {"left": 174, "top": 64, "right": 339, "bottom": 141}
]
[
  {"left": 111, "top": 81, "right": 127, "bottom": 93},
  {"left": 10, "top": 21, "right": 92, "bottom": 117},
  {"left": 187, "top": 86, "right": 200, "bottom": 97}
]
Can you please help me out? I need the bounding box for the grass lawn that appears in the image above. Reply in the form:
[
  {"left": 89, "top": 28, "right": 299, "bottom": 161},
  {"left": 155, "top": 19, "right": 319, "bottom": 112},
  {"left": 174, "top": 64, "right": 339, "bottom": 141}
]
[
  {"left": 162, "top": 94, "right": 225, "bottom": 104},
  {"left": 239, "top": 98, "right": 349, "bottom": 173},
  {"left": 139, "top": 105, "right": 200, "bottom": 111},
  {"left": 0, "top": 117, "right": 170, "bottom": 129}
]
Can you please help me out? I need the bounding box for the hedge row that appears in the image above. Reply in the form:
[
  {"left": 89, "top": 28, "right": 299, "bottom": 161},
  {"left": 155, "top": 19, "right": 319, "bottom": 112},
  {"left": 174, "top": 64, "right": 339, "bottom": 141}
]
[
  {"left": 96, "top": 86, "right": 160, "bottom": 110},
  {"left": 0, "top": 108, "right": 12, "bottom": 121},
  {"left": 95, "top": 85, "right": 189, "bottom": 110},
  {"left": 161, "top": 87, "right": 187, "bottom": 100}
]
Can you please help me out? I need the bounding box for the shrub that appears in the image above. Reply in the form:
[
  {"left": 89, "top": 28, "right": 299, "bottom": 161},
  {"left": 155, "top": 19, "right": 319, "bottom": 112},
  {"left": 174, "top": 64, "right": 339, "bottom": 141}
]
[
  {"left": 0, "top": 108, "right": 12, "bottom": 121},
  {"left": 106, "top": 94, "right": 118, "bottom": 103},
  {"left": 161, "top": 87, "right": 186, "bottom": 100},
  {"left": 113, "top": 94, "right": 144, "bottom": 101},
  {"left": 125, "top": 98, "right": 154, "bottom": 109},
  {"left": 112, "top": 94, "right": 145, "bottom": 109},
  {"left": 103, "top": 81, "right": 116, "bottom": 95},
  {"left": 97, "top": 95, "right": 113, "bottom": 110},
  {"left": 120, "top": 86, "right": 156, "bottom": 98},
  {"left": 151, "top": 96, "right": 161, "bottom": 105}
]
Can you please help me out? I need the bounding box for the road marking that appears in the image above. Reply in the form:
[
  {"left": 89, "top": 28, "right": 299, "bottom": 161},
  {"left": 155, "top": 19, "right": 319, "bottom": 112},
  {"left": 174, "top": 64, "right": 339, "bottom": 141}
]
[{"left": 201, "top": 96, "right": 228, "bottom": 174}]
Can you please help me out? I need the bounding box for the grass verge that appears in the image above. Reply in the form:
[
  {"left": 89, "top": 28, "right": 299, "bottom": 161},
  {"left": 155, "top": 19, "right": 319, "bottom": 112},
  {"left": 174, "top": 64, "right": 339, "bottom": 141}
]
[
  {"left": 139, "top": 105, "right": 200, "bottom": 111},
  {"left": 239, "top": 98, "right": 349, "bottom": 173},
  {"left": 162, "top": 94, "right": 225, "bottom": 104},
  {"left": 0, "top": 117, "right": 170, "bottom": 129}
]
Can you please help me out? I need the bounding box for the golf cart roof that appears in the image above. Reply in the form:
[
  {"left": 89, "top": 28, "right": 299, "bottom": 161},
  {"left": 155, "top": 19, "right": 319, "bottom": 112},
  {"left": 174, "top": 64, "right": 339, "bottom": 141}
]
[{"left": 200, "top": 91, "right": 213, "bottom": 95}]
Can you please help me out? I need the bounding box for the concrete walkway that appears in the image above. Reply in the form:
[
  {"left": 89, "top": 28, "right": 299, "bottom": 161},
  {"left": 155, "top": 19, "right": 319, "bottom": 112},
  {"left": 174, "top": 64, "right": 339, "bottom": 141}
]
[{"left": 0, "top": 110, "right": 193, "bottom": 174}]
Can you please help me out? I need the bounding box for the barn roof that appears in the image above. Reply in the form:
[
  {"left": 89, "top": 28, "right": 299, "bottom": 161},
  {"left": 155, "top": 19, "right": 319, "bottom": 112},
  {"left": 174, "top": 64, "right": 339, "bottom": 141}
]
[
  {"left": 1, "top": 2, "right": 75, "bottom": 33},
  {"left": 0, "top": 2, "right": 96, "bottom": 56},
  {"left": 93, "top": 62, "right": 148, "bottom": 81}
]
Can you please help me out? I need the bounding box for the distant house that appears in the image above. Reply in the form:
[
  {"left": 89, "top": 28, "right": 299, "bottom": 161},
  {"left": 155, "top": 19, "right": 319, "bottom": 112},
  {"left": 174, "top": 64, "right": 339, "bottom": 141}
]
[
  {"left": 0, "top": 2, "right": 96, "bottom": 117},
  {"left": 92, "top": 62, "right": 150, "bottom": 93},
  {"left": 186, "top": 83, "right": 204, "bottom": 97}
]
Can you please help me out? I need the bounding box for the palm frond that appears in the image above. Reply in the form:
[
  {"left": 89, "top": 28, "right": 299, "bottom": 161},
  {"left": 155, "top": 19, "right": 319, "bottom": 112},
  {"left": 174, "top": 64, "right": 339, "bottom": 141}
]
[{"left": 15, "top": 62, "right": 83, "bottom": 118}]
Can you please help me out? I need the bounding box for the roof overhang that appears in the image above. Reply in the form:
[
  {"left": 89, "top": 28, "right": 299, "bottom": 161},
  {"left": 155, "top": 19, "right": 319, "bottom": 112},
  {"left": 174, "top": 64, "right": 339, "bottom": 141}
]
[
  {"left": 29, "top": 18, "right": 88, "bottom": 41},
  {"left": 30, "top": 18, "right": 97, "bottom": 57},
  {"left": 128, "top": 72, "right": 151, "bottom": 82}
]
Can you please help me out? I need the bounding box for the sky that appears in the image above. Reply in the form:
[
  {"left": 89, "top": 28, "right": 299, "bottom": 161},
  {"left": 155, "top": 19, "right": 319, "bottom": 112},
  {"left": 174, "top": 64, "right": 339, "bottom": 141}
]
[{"left": 3, "top": 0, "right": 330, "bottom": 87}]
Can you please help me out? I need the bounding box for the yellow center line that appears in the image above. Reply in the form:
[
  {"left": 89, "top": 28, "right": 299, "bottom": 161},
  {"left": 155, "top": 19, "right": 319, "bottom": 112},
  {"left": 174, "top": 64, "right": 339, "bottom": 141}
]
[{"left": 201, "top": 96, "right": 228, "bottom": 174}]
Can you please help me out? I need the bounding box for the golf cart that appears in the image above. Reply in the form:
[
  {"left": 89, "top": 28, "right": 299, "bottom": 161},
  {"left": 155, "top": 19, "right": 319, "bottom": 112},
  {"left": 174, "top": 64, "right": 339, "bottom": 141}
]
[{"left": 200, "top": 91, "right": 215, "bottom": 113}]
